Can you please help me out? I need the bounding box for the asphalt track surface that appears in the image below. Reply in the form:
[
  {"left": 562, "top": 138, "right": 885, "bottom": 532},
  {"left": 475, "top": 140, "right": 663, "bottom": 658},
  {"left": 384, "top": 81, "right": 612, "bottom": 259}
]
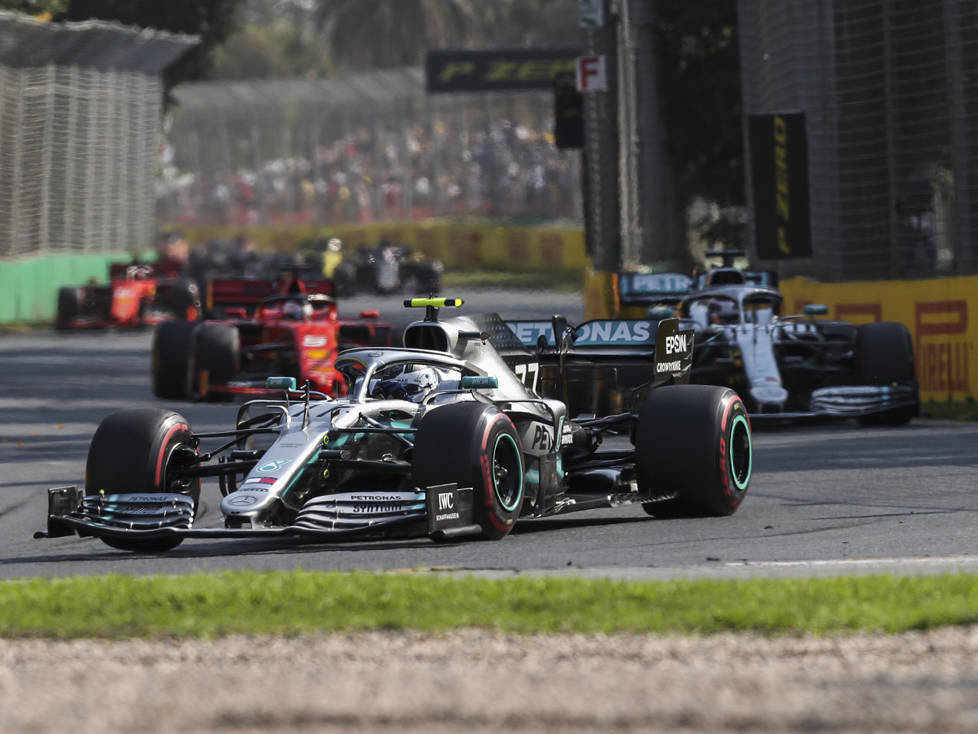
[{"left": 2, "top": 288, "right": 978, "bottom": 581}]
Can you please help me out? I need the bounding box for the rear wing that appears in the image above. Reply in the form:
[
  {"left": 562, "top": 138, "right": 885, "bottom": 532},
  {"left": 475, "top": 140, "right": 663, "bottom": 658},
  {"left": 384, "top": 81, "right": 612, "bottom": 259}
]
[
  {"left": 505, "top": 317, "right": 693, "bottom": 381},
  {"left": 207, "top": 277, "right": 275, "bottom": 315},
  {"left": 617, "top": 272, "right": 692, "bottom": 304},
  {"left": 338, "top": 320, "right": 394, "bottom": 349},
  {"left": 273, "top": 272, "right": 335, "bottom": 298}
]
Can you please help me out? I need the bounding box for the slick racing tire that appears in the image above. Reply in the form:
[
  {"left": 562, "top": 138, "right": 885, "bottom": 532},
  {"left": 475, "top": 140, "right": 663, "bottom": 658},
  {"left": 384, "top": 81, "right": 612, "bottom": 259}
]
[
  {"left": 157, "top": 278, "right": 200, "bottom": 320},
  {"left": 413, "top": 402, "right": 524, "bottom": 540},
  {"left": 191, "top": 323, "right": 240, "bottom": 398},
  {"left": 55, "top": 287, "right": 81, "bottom": 330},
  {"left": 855, "top": 322, "right": 919, "bottom": 426},
  {"left": 636, "top": 385, "right": 751, "bottom": 518},
  {"left": 333, "top": 261, "right": 357, "bottom": 297},
  {"left": 85, "top": 408, "right": 199, "bottom": 551},
  {"left": 152, "top": 320, "right": 196, "bottom": 399}
]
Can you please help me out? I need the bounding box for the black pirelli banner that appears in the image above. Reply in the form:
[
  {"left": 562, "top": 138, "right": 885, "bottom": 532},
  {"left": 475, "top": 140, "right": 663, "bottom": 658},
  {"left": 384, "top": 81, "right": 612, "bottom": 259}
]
[
  {"left": 426, "top": 49, "right": 579, "bottom": 93},
  {"left": 749, "top": 112, "right": 812, "bottom": 260}
]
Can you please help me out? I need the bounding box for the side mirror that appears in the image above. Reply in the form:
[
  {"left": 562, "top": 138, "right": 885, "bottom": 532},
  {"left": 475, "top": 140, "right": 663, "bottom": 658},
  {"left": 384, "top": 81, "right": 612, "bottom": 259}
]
[
  {"left": 648, "top": 305, "right": 675, "bottom": 320},
  {"left": 360, "top": 310, "right": 379, "bottom": 319},
  {"left": 265, "top": 376, "right": 297, "bottom": 391},
  {"left": 460, "top": 375, "right": 498, "bottom": 390},
  {"left": 803, "top": 304, "right": 829, "bottom": 317}
]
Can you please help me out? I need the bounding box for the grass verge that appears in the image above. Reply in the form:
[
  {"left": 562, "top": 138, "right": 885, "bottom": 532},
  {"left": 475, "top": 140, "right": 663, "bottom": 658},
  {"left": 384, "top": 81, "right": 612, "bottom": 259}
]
[
  {"left": 921, "top": 401, "right": 978, "bottom": 421},
  {"left": 2, "top": 570, "right": 977, "bottom": 639}
]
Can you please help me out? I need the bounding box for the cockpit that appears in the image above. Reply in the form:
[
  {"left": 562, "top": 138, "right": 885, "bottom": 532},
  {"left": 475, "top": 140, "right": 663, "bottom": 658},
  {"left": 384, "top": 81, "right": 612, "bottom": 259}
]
[
  {"left": 679, "top": 289, "right": 783, "bottom": 329},
  {"left": 336, "top": 352, "right": 469, "bottom": 403}
]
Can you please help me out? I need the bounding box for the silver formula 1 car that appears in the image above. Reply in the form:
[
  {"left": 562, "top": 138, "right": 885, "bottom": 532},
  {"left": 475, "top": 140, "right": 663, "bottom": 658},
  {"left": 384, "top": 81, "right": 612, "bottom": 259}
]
[
  {"left": 38, "top": 298, "right": 752, "bottom": 552},
  {"left": 676, "top": 283, "right": 919, "bottom": 423}
]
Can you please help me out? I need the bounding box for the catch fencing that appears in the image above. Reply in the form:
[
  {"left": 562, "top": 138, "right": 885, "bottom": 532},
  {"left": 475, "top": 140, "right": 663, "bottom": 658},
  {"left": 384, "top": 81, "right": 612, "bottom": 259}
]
[
  {"left": 162, "top": 70, "right": 582, "bottom": 228},
  {"left": 0, "top": 11, "right": 196, "bottom": 259},
  {"left": 739, "top": 0, "right": 978, "bottom": 281}
]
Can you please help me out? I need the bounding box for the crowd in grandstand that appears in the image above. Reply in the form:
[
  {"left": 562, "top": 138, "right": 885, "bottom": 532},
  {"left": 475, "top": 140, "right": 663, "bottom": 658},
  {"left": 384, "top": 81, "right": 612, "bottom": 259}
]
[{"left": 157, "top": 117, "right": 582, "bottom": 227}]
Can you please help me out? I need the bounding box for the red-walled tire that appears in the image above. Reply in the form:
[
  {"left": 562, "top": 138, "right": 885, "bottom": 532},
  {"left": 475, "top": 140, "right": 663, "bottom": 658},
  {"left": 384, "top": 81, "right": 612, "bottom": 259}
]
[
  {"left": 85, "top": 408, "right": 199, "bottom": 551},
  {"left": 636, "top": 385, "right": 751, "bottom": 518},
  {"left": 413, "top": 402, "right": 524, "bottom": 540}
]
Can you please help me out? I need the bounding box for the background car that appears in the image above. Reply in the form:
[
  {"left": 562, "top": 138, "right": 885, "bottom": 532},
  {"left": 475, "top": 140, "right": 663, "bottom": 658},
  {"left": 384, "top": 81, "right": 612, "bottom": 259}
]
[
  {"left": 55, "top": 259, "right": 200, "bottom": 330},
  {"left": 332, "top": 240, "right": 443, "bottom": 296},
  {"left": 676, "top": 282, "right": 919, "bottom": 424},
  {"left": 151, "top": 272, "right": 393, "bottom": 400},
  {"left": 616, "top": 271, "right": 693, "bottom": 319}
]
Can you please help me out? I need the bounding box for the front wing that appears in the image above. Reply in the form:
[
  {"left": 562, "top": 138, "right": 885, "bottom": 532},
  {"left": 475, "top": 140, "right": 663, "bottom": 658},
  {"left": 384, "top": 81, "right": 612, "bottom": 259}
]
[
  {"left": 746, "top": 384, "right": 919, "bottom": 422},
  {"left": 809, "top": 384, "right": 919, "bottom": 417},
  {"left": 38, "top": 484, "right": 483, "bottom": 544}
]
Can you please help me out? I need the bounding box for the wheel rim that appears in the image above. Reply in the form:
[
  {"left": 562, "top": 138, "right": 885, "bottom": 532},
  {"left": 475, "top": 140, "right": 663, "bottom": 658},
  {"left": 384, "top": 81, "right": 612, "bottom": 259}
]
[
  {"left": 491, "top": 433, "right": 523, "bottom": 512},
  {"left": 728, "top": 414, "right": 752, "bottom": 491},
  {"left": 161, "top": 437, "right": 199, "bottom": 501}
]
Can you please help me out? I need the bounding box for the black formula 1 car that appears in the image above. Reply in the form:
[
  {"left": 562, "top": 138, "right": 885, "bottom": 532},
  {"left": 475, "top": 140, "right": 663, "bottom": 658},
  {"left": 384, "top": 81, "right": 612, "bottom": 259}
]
[
  {"left": 37, "top": 298, "right": 752, "bottom": 552},
  {"left": 616, "top": 251, "right": 918, "bottom": 424},
  {"left": 675, "top": 283, "right": 919, "bottom": 424},
  {"left": 333, "top": 243, "right": 443, "bottom": 297}
]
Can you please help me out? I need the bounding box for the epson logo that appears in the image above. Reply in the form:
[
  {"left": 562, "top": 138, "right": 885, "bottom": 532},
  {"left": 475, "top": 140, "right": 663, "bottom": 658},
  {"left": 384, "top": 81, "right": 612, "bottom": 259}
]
[
  {"left": 438, "top": 492, "right": 455, "bottom": 511},
  {"left": 665, "top": 333, "right": 688, "bottom": 355}
]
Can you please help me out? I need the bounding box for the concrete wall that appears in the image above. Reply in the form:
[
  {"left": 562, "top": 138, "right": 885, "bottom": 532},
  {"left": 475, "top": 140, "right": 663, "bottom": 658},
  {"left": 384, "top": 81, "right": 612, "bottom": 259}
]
[{"left": 0, "top": 252, "right": 127, "bottom": 324}]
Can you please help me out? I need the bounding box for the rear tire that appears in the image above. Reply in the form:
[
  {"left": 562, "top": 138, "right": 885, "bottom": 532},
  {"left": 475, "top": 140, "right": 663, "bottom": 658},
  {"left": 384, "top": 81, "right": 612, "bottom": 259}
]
[
  {"left": 191, "top": 323, "right": 240, "bottom": 398},
  {"left": 413, "top": 402, "right": 524, "bottom": 540},
  {"left": 86, "top": 408, "right": 199, "bottom": 551},
  {"left": 157, "top": 278, "right": 200, "bottom": 320},
  {"left": 333, "top": 261, "right": 357, "bottom": 297},
  {"left": 152, "top": 320, "right": 196, "bottom": 399},
  {"left": 55, "top": 287, "right": 81, "bottom": 330},
  {"left": 856, "top": 322, "right": 918, "bottom": 425},
  {"left": 637, "top": 385, "right": 751, "bottom": 517}
]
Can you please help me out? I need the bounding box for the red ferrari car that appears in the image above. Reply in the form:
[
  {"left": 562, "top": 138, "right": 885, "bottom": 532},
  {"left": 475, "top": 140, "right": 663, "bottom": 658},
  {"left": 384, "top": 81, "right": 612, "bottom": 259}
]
[
  {"left": 55, "top": 259, "right": 200, "bottom": 330},
  {"left": 151, "top": 273, "right": 393, "bottom": 400}
]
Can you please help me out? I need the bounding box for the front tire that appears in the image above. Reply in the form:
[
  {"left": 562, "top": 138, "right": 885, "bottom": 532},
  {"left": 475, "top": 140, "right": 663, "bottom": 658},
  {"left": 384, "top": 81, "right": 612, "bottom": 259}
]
[
  {"left": 855, "top": 322, "right": 919, "bottom": 425},
  {"left": 55, "top": 287, "right": 81, "bottom": 330},
  {"left": 636, "top": 385, "right": 751, "bottom": 517},
  {"left": 413, "top": 402, "right": 525, "bottom": 540},
  {"left": 85, "top": 408, "right": 199, "bottom": 551},
  {"left": 191, "top": 323, "right": 240, "bottom": 398},
  {"left": 152, "top": 320, "right": 196, "bottom": 399}
]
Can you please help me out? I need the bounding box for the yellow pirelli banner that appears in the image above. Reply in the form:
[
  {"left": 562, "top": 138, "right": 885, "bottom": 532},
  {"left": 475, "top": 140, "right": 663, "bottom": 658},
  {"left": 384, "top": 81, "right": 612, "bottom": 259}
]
[
  {"left": 180, "top": 221, "right": 588, "bottom": 272},
  {"left": 781, "top": 275, "right": 978, "bottom": 402}
]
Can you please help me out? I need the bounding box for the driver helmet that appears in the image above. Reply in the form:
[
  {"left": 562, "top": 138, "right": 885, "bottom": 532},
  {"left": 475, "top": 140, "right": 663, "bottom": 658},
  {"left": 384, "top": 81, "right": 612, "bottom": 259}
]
[
  {"left": 708, "top": 300, "right": 739, "bottom": 325},
  {"left": 371, "top": 365, "right": 441, "bottom": 403},
  {"left": 282, "top": 300, "right": 312, "bottom": 321}
]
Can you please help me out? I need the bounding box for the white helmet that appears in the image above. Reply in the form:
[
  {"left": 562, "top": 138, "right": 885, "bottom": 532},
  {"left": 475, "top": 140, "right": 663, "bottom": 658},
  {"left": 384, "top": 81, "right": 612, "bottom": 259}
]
[{"left": 371, "top": 365, "right": 441, "bottom": 402}]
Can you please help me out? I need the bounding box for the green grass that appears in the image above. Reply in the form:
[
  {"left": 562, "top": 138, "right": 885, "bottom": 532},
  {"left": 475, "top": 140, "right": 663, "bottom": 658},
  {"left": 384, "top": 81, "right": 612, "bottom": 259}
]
[
  {"left": 442, "top": 269, "right": 582, "bottom": 292},
  {"left": 921, "top": 400, "right": 978, "bottom": 421},
  {"left": 2, "top": 570, "right": 977, "bottom": 639}
]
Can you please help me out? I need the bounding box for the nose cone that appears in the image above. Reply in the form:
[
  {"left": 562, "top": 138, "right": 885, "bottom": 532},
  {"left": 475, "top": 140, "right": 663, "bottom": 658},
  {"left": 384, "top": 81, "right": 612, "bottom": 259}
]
[
  {"left": 221, "top": 489, "right": 275, "bottom": 518},
  {"left": 750, "top": 385, "right": 788, "bottom": 410}
]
